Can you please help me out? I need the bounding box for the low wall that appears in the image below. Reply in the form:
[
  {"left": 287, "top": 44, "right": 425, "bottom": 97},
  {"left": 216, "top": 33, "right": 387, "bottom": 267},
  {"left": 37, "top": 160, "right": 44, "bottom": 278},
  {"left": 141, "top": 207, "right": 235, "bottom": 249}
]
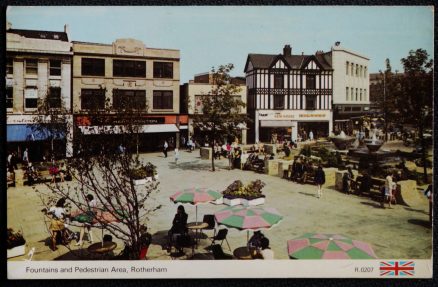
[{"left": 200, "top": 147, "right": 212, "bottom": 160}]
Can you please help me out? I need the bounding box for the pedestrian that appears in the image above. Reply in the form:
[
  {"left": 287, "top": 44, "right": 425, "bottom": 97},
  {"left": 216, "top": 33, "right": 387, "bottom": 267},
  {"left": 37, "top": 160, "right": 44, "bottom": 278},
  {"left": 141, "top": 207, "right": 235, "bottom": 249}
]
[
  {"left": 163, "top": 140, "right": 168, "bottom": 158},
  {"left": 187, "top": 138, "right": 193, "bottom": 152},
  {"left": 11, "top": 152, "right": 18, "bottom": 170},
  {"left": 309, "top": 130, "right": 314, "bottom": 141},
  {"left": 174, "top": 148, "right": 179, "bottom": 165},
  {"left": 23, "top": 148, "right": 29, "bottom": 165},
  {"left": 181, "top": 136, "right": 186, "bottom": 150},
  {"left": 315, "top": 165, "right": 326, "bottom": 198},
  {"left": 75, "top": 194, "right": 97, "bottom": 246},
  {"left": 358, "top": 171, "right": 372, "bottom": 196},
  {"left": 7, "top": 152, "right": 12, "bottom": 169},
  {"left": 342, "top": 170, "right": 351, "bottom": 195},
  {"left": 233, "top": 147, "right": 242, "bottom": 169},
  {"left": 384, "top": 173, "right": 393, "bottom": 208}
]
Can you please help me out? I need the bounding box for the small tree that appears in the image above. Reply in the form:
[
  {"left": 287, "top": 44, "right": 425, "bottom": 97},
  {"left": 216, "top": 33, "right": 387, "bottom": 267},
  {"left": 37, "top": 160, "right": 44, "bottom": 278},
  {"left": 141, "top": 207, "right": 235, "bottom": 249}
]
[
  {"left": 398, "top": 49, "right": 433, "bottom": 182},
  {"left": 35, "top": 88, "right": 162, "bottom": 259},
  {"left": 192, "top": 64, "right": 251, "bottom": 171}
]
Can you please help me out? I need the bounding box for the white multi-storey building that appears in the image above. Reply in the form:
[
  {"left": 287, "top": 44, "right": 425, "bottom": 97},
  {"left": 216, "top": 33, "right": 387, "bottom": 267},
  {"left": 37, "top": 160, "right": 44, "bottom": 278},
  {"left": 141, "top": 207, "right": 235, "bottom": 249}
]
[{"left": 6, "top": 23, "right": 73, "bottom": 160}]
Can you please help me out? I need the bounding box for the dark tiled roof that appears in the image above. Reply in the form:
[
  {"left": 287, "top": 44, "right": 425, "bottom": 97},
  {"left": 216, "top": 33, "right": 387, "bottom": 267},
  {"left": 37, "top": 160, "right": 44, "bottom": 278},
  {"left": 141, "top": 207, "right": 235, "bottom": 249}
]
[
  {"left": 8, "top": 29, "right": 68, "bottom": 42},
  {"left": 246, "top": 53, "right": 332, "bottom": 71}
]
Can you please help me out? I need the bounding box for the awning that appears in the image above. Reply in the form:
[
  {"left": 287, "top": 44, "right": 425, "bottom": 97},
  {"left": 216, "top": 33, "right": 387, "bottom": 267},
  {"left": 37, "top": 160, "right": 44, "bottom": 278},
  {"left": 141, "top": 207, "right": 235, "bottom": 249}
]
[
  {"left": 260, "top": 120, "right": 295, "bottom": 127},
  {"left": 7, "top": 124, "right": 65, "bottom": 142},
  {"left": 78, "top": 124, "right": 179, "bottom": 135},
  {"left": 179, "top": 125, "right": 188, "bottom": 130}
]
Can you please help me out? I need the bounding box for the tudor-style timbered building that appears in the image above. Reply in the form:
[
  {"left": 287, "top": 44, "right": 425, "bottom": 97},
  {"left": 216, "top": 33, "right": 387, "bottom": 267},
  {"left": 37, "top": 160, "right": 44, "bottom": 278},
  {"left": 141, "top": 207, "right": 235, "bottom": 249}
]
[{"left": 244, "top": 45, "right": 333, "bottom": 143}]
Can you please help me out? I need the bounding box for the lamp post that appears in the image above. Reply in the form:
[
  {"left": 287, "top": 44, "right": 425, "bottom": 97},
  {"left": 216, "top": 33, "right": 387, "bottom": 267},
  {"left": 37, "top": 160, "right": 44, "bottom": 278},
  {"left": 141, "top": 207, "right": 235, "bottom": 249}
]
[{"left": 379, "top": 69, "right": 388, "bottom": 142}]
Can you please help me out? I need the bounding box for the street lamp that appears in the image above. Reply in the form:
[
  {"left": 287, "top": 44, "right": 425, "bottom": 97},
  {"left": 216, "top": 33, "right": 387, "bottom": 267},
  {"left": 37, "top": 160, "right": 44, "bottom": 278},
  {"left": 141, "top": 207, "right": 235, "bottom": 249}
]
[{"left": 379, "top": 69, "right": 388, "bottom": 142}]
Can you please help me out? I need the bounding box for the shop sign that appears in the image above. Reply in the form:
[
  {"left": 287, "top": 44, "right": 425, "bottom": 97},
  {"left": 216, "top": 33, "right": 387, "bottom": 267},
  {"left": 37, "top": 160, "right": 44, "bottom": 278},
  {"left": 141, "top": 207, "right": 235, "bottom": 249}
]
[
  {"left": 76, "top": 116, "right": 165, "bottom": 126},
  {"left": 258, "top": 110, "right": 330, "bottom": 121}
]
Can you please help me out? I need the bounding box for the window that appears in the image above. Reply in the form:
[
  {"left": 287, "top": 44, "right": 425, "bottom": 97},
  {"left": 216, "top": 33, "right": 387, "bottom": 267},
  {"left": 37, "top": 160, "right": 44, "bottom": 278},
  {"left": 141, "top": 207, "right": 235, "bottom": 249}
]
[
  {"left": 359, "top": 88, "right": 363, "bottom": 101},
  {"left": 346, "top": 87, "right": 349, "bottom": 101},
  {"left": 49, "top": 60, "right": 62, "bottom": 76},
  {"left": 306, "top": 75, "right": 316, "bottom": 89},
  {"left": 273, "top": 95, "right": 284, "bottom": 110},
  {"left": 153, "top": 90, "right": 173, "bottom": 109},
  {"left": 306, "top": 95, "right": 316, "bottom": 110},
  {"left": 26, "top": 59, "right": 38, "bottom": 75},
  {"left": 364, "top": 89, "right": 367, "bottom": 101},
  {"left": 48, "top": 87, "right": 62, "bottom": 108},
  {"left": 6, "top": 58, "right": 13, "bottom": 74},
  {"left": 352, "top": 107, "right": 361, "bottom": 112},
  {"left": 355, "top": 88, "right": 358, "bottom": 101},
  {"left": 81, "top": 58, "right": 105, "bottom": 76},
  {"left": 113, "top": 60, "right": 146, "bottom": 78},
  {"left": 81, "top": 89, "right": 106, "bottom": 110},
  {"left": 346, "top": 61, "right": 349, "bottom": 75},
  {"left": 113, "top": 89, "right": 146, "bottom": 110},
  {"left": 356, "top": 64, "right": 359, "bottom": 76},
  {"left": 350, "top": 63, "right": 354, "bottom": 75},
  {"left": 274, "top": 74, "right": 283, "bottom": 89},
  {"left": 360, "top": 65, "right": 363, "bottom": 77},
  {"left": 364, "top": 67, "right": 367, "bottom": 77},
  {"left": 153, "top": 62, "right": 173, "bottom": 78},
  {"left": 24, "top": 88, "right": 38, "bottom": 109},
  {"left": 6, "top": 87, "right": 13, "bottom": 109}
]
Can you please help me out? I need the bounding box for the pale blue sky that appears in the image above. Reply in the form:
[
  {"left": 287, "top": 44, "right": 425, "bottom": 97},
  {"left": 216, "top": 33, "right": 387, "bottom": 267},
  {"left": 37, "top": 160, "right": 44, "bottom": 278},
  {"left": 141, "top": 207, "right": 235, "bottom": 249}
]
[{"left": 7, "top": 6, "right": 434, "bottom": 83}]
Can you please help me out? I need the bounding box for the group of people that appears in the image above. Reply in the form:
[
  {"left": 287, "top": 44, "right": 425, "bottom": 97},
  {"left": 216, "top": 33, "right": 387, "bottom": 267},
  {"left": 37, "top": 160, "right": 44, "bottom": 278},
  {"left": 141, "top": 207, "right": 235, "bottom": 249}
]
[{"left": 248, "top": 231, "right": 274, "bottom": 259}]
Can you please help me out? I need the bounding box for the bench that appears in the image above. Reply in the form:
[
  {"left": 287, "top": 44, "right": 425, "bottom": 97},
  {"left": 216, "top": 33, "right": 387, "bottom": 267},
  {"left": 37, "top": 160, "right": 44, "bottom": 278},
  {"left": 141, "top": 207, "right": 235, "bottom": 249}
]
[{"left": 283, "top": 164, "right": 317, "bottom": 185}]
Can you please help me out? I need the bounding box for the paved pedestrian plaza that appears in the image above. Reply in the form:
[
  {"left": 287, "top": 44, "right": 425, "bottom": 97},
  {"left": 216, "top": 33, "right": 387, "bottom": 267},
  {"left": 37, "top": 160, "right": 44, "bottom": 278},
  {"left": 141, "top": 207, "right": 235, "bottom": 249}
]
[{"left": 7, "top": 149, "right": 432, "bottom": 260}]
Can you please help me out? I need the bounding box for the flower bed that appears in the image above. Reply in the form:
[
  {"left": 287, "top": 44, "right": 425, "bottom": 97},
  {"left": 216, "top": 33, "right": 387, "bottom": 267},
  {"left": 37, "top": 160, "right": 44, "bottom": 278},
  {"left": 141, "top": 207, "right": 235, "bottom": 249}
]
[
  {"left": 130, "top": 162, "right": 157, "bottom": 185},
  {"left": 222, "top": 180, "right": 266, "bottom": 206},
  {"left": 7, "top": 228, "right": 26, "bottom": 258}
]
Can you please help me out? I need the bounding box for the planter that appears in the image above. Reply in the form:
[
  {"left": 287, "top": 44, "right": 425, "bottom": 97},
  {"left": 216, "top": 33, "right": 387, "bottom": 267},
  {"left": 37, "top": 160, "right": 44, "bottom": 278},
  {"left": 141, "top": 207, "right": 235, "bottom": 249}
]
[
  {"left": 212, "top": 197, "right": 224, "bottom": 205},
  {"left": 133, "top": 178, "right": 147, "bottom": 185},
  {"left": 7, "top": 244, "right": 26, "bottom": 259},
  {"left": 223, "top": 197, "right": 242, "bottom": 206},
  {"left": 240, "top": 197, "right": 266, "bottom": 206}
]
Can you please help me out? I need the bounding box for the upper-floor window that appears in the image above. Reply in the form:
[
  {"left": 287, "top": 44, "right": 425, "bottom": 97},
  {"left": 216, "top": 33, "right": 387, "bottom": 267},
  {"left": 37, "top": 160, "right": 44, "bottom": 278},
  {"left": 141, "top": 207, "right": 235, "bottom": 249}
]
[
  {"left": 356, "top": 64, "right": 359, "bottom": 76},
  {"left": 48, "top": 87, "right": 62, "bottom": 108},
  {"left": 274, "top": 74, "right": 283, "bottom": 89},
  {"left": 24, "top": 87, "right": 38, "bottom": 109},
  {"left": 346, "top": 87, "right": 349, "bottom": 101},
  {"left": 113, "top": 89, "right": 146, "bottom": 110},
  {"left": 81, "top": 89, "right": 106, "bottom": 110},
  {"left": 350, "top": 63, "right": 354, "bottom": 75},
  {"left": 49, "top": 60, "right": 62, "bottom": 76},
  {"left": 306, "top": 75, "right": 316, "bottom": 89},
  {"left": 273, "top": 95, "right": 284, "bottom": 110},
  {"left": 26, "top": 59, "right": 38, "bottom": 75},
  {"left": 346, "top": 61, "right": 349, "bottom": 75},
  {"left": 153, "top": 62, "right": 173, "bottom": 78},
  {"left": 82, "top": 58, "right": 105, "bottom": 76},
  {"left": 306, "top": 95, "right": 316, "bottom": 110},
  {"left": 364, "top": 66, "right": 367, "bottom": 77},
  {"left": 6, "top": 87, "right": 13, "bottom": 109},
  {"left": 113, "top": 60, "right": 146, "bottom": 78},
  {"left": 364, "top": 89, "right": 367, "bottom": 101},
  {"left": 355, "top": 88, "right": 358, "bottom": 101},
  {"left": 6, "top": 58, "right": 13, "bottom": 75},
  {"left": 359, "top": 88, "right": 363, "bottom": 101},
  {"left": 153, "top": 90, "right": 173, "bottom": 110}
]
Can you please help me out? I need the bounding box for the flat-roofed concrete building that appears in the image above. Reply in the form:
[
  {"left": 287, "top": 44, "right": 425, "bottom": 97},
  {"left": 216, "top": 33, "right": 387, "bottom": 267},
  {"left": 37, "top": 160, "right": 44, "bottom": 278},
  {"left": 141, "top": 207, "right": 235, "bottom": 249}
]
[
  {"left": 72, "top": 38, "right": 184, "bottom": 152},
  {"left": 6, "top": 22, "right": 73, "bottom": 160},
  {"left": 181, "top": 73, "right": 247, "bottom": 145}
]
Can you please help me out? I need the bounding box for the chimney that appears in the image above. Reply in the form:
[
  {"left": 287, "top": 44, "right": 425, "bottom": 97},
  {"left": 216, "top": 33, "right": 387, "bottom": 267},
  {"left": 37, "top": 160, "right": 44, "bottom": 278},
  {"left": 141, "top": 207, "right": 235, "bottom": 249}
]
[
  {"left": 283, "top": 45, "right": 292, "bottom": 56},
  {"left": 6, "top": 22, "right": 12, "bottom": 30},
  {"left": 64, "top": 24, "right": 69, "bottom": 35}
]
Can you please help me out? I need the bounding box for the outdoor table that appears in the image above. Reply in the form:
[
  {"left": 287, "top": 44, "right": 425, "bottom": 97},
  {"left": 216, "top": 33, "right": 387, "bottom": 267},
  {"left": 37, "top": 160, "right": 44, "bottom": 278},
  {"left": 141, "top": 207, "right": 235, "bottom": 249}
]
[
  {"left": 187, "top": 221, "right": 208, "bottom": 247},
  {"left": 233, "top": 246, "right": 254, "bottom": 260},
  {"left": 87, "top": 242, "right": 117, "bottom": 259}
]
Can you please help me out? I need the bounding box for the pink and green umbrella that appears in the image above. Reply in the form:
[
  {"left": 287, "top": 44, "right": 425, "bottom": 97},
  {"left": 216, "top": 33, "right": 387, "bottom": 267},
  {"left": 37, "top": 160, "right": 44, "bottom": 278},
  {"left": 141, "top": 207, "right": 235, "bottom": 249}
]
[
  {"left": 287, "top": 233, "right": 377, "bottom": 259},
  {"left": 170, "top": 188, "right": 222, "bottom": 222},
  {"left": 214, "top": 205, "right": 283, "bottom": 241}
]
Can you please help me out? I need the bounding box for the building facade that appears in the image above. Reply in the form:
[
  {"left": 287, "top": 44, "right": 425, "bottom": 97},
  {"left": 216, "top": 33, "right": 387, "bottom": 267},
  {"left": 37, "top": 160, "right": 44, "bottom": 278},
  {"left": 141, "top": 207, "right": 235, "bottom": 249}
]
[
  {"left": 244, "top": 45, "right": 333, "bottom": 143},
  {"left": 72, "top": 39, "right": 184, "bottom": 153},
  {"left": 327, "top": 44, "right": 370, "bottom": 133},
  {"left": 6, "top": 23, "right": 73, "bottom": 160},
  {"left": 181, "top": 73, "right": 247, "bottom": 144}
]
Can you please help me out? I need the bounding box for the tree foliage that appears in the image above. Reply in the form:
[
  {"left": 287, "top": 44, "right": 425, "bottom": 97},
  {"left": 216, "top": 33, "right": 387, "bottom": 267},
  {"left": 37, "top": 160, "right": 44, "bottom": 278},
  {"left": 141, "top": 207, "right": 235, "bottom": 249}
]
[{"left": 192, "top": 64, "right": 251, "bottom": 171}]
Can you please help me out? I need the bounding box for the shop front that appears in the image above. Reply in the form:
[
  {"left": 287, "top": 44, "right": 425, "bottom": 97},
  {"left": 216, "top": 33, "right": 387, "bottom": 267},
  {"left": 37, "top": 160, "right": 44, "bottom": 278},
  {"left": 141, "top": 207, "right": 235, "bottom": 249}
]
[{"left": 254, "top": 110, "right": 332, "bottom": 143}]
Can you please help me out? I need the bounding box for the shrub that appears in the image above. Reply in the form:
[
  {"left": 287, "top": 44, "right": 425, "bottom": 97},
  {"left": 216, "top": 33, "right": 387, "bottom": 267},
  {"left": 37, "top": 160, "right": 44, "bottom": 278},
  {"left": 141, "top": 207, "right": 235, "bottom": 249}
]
[
  {"left": 222, "top": 179, "right": 266, "bottom": 200},
  {"left": 7, "top": 228, "right": 25, "bottom": 249}
]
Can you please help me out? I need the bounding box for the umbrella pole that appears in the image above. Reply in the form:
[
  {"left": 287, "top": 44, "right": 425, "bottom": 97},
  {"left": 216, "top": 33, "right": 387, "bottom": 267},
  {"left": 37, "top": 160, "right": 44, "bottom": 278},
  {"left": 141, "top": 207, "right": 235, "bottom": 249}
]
[{"left": 196, "top": 205, "right": 198, "bottom": 223}]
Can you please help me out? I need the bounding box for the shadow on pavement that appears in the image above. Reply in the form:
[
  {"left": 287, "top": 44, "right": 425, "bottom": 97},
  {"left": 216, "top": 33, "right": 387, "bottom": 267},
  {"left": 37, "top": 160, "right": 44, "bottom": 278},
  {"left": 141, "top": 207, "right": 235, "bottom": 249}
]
[
  {"left": 407, "top": 219, "right": 431, "bottom": 229},
  {"left": 360, "top": 201, "right": 383, "bottom": 209},
  {"left": 298, "top": 192, "right": 317, "bottom": 198},
  {"left": 404, "top": 207, "right": 428, "bottom": 215}
]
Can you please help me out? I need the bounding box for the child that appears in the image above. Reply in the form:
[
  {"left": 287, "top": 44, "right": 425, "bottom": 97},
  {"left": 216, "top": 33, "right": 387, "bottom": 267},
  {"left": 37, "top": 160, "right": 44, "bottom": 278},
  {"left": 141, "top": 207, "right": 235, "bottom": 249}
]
[{"left": 174, "top": 148, "right": 179, "bottom": 165}]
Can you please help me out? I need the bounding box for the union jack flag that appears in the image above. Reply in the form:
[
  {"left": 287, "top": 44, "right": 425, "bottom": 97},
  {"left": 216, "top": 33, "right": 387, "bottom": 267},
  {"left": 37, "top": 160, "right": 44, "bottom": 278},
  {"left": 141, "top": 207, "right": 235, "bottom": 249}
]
[{"left": 380, "top": 261, "right": 415, "bottom": 276}]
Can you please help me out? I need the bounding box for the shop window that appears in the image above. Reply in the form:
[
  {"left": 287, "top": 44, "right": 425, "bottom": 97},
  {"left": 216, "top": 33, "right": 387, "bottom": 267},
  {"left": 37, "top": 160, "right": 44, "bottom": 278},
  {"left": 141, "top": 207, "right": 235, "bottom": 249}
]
[
  {"left": 274, "top": 74, "right": 283, "bottom": 89},
  {"left": 153, "top": 90, "right": 173, "bottom": 109},
  {"left": 48, "top": 87, "right": 62, "bottom": 108},
  {"left": 24, "top": 88, "right": 38, "bottom": 109},
  {"left": 113, "top": 89, "right": 146, "bottom": 110},
  {"left": 352, "top": 107, "right": 362, "bottom": 112},
  {"left": 113, "top": 60, "right": 146, "bottom": 78},
  {"left": 153, "top": 62, "right": 173, "bottom": 78},
  {"left": 81, "top": 58, "right": 105, "bottom": 76},
  {"left": 26, "top": 59, "right": 38, "bottom": 75},
  {"left": 306, "top": 95, "right": 316, "bottom": 110},
  {"left": 6, "top": 87, "right": 13, "bottom": 109},
  {"left": 7, "top": 58, "right": 13, "bottom": 75},
  {"left": 344, "top": 107, "right": 352, "bottom": 112},
  {"left": 273, "top": 95, "right": 284, "bottom": 110},
  {"left": 49, "top": 60, "right": 62, "bottom": 76},
  {"left": 81, "top": 89, "right": 106, "bottom": 110},
  {"left": 306, "top": 75, "right": 316, "bottom": 89}
]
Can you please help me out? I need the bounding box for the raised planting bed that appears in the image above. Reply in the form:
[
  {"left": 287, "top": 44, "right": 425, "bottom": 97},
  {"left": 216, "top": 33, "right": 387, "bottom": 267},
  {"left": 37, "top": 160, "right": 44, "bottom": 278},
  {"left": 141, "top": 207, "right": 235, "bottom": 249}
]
[{"left": 222, "top": 179, "right": 266, "bottom": 206}]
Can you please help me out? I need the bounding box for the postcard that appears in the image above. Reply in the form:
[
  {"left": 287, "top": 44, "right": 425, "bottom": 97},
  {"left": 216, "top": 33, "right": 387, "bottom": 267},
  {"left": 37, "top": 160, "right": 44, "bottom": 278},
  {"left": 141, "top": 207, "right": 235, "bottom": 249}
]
[{"left": 6, "top": 5, "right": 433, "bottom": 279}]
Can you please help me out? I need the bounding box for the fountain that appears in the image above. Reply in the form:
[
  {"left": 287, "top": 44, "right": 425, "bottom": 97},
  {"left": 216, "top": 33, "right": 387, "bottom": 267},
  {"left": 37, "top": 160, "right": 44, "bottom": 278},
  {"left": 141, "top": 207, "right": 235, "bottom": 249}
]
[
  {"left": 364, "top": 134, "right": 384, "bottom": 153},
  {"left": 329, "top": 131, "right": 355, "bottom": 150}
]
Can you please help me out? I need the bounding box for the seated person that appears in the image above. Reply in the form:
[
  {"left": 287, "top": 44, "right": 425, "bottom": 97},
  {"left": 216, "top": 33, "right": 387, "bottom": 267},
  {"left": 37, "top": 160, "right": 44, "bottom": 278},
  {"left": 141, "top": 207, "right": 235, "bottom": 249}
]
[
  {"left": 167, "top": 205, "right": 188, "bottom": 251},
  {"left": 26, "top": 162, "right": 37, "bottom": 186},
  {"left": 248, "top": 231, "right": 265, "bottom": 250},
  {"left": 257, "top": 237, "right": 274, "bottom": 260},
  {"left": 358, "top": 172, "right": 372, "bottom": 195}
]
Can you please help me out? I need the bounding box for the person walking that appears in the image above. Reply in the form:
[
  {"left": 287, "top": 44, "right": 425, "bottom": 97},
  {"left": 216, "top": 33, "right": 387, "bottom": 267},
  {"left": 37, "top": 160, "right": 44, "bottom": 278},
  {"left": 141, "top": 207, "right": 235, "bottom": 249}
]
[
  {"left": 384, "top": 173, "right": 393, "bottom": 208},
  {"left": 75, "top": 194, "right": 97, "bottom": 246},
  {"left": 163, "top": 140, "right": 169, "bottom": 158},
  {"left": 315, "top": 165, "right": 326, "bottom": 198},
  {"left": 23, "top": 148, "right": 29, "bottom": 165},
  {"left": 309, "top": 130, "right": 314, "bottom": 141},
  {"left": 174, "top": 148, "right": 179, "bottom": 165}
]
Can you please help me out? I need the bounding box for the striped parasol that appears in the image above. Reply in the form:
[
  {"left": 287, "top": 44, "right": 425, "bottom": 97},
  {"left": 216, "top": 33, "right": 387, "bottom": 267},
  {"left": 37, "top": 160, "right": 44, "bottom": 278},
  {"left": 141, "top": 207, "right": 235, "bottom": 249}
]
[{"left": 287, "top": 233, "right": 377, "bottom": 259}]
